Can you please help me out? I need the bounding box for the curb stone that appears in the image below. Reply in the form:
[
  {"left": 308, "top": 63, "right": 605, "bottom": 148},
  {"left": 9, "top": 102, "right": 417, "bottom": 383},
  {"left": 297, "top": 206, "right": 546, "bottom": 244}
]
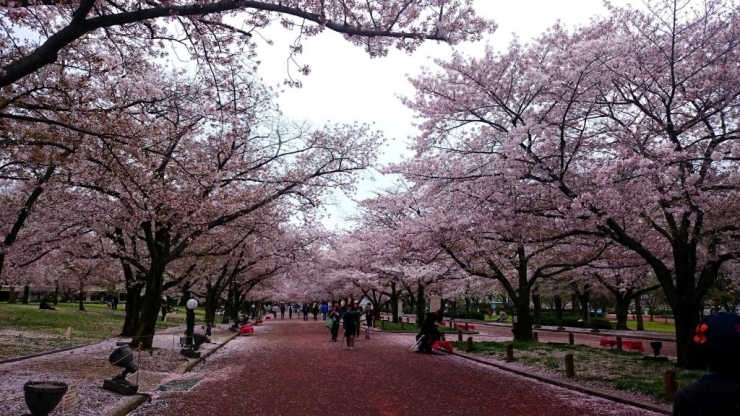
[
  {"left": 106, "top": 394, "right": 150, "bottom": 416},
  {"left": 106, "top": 332, "right": 239, "bottom": 415},
  {"left": 448, "top": 350, "right": 672, "bottom": 415},
  {"left": 176, "top": 332, "right": 239, "bottom": 374}
]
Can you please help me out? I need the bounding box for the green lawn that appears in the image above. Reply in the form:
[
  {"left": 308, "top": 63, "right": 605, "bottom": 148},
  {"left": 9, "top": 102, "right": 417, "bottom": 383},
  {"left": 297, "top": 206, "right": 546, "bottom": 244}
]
[
  {"left": 610, "top": 320, "right": 676, "bottom": 333},
  {"left": 377, "top": 320, "right": 475, "bottom": 334},
  {"left": 0, "top": 302, "right": 204, "bottom": 360},
  {"left": 453, "top": 340, "right": 700, "bottom": 402},
  {"left": 481, "top": 314, "right": 677, "bottom": 333}
]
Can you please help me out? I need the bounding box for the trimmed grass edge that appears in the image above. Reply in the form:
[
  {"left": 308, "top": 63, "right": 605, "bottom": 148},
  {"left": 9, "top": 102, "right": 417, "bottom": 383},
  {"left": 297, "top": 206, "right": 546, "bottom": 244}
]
[{"left": 447, "top": 350, "right": 672, "bottom": 415}]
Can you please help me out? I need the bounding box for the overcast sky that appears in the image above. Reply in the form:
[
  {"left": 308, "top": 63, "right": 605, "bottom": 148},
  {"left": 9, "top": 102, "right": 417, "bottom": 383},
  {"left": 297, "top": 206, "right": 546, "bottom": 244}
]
[{"left": 253, "top": 0, "right": 634, "bottom": 229}]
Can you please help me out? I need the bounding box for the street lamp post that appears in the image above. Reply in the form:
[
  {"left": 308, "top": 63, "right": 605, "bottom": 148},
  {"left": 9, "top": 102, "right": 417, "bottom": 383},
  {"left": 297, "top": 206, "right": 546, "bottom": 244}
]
[{"left": 186, "top": 299, "right": 198, "bottom": 346}]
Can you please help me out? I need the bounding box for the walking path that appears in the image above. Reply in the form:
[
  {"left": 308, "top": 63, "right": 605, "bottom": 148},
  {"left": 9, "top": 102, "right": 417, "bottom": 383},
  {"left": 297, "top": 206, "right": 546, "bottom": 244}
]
[{"left": 132, "top": 320, "right": 661, "bottom": 416}]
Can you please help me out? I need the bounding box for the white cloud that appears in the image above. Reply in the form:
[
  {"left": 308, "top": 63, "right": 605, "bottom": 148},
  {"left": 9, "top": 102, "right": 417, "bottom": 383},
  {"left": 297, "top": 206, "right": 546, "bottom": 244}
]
[{"left": 253, "top": 0, "right": 633, "bottom": 229}]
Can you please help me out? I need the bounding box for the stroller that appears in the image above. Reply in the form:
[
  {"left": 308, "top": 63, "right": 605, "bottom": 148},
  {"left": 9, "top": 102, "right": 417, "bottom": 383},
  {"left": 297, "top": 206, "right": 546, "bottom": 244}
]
[{"left": 411, "top": 327, "right": 443, "bottom": 353}]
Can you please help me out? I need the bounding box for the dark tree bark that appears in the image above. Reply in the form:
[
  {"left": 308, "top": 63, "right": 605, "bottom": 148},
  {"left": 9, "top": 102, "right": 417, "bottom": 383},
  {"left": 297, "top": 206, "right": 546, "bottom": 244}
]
[
  {"left": 389, "top": 282, "right": 399, "bottom": 323},
  {"left": 77, "top": 280, "right": 85, "bottom": 311},
  {"left": 554, "top": 295, "right": 564, "bottom": 328},
  {"left": 22, "top": 284, "right": 30, "bottom": 304},
  {"left": 532, "top": 293, "right": 542, "bottom": 327},
  {"left": 415, "top": 283, "right": 425, "bottom": 327},
  {"left": 635, "top": 296, "right": 645, "bottom": 331},
  {"left": 121, "top": 283, "right": 143, "bottom": 335},
  {"left": 574, "top": 286, "right": 590, "bottom": 327}
]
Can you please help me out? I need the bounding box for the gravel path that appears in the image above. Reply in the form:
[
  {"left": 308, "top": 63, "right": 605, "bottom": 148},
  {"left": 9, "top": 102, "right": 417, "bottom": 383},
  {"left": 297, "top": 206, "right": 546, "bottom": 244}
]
[{"left": 133, "top": 320, "right": 661, "bottom": 416}]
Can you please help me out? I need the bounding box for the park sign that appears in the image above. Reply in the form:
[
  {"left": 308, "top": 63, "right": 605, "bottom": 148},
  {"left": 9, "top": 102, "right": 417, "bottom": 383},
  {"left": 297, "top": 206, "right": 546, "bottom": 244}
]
[{"left": 61, "top": 383, "right": 80, "bottom": 414}]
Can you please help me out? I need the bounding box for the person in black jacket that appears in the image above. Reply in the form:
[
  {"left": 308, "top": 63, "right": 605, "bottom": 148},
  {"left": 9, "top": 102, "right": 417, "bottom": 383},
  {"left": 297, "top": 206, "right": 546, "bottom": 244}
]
[
  {"left": 343, "top": 303, "right": 360, "bottom": 350},
  {"left": 329, "top": 302, "right": 341, "bottom": 342},
  {"left": 673, "top": 312, "right": 740, "bottom": 415},
  {"left": 416, "top": 311, "right": 441, "bottom": 353}
]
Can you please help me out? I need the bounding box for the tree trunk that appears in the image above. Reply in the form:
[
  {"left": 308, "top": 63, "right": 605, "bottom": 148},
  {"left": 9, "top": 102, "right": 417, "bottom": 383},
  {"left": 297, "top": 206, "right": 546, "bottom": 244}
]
[
  {"left": 575, "top": 287, "right": 590, "bottom": 327},
  {"left": 464, "top": 297, "right": 471, "bottom": 319},
  {"left": 390, "top": 282, "right": 399, "bottom": 323},
  {"left": 635, "top": 296, "right": 645, "bottom": 331},
  {"left": 532, "top": 293, "right": 542, "bottom": 327},
  {"left": 673, "top": 299, "right": 701, "bottom": 368},
  {"left": 223, "top": 283, "right": 235, "bottom": 324},
  {"left": 78, "top": 280, "right": 85, "bottom": 311},
  {"left": 8, "top": 285, "right": 16, "bottom": 304},
  {"left": 511, "top": 248, "right": 534, "bottom": 342},
  {"left": 121, "top": 283, "right": 143, "bottom": 336},
  {"left": 614, "top": 295, "right": 631, "bottom": 330},
  {"left": 415, "top": 283, "right": 425, "bottom": 327},
  {"left": 571, "top": 293, "right": 579, "bottom": 316},
  {"left": 512, "top": 290, "right": 534, "bottom": 341},
  {"left": 53, "top": 283, "right": 59, "bottom": 305},
  {"left": 22, "top": 284, "right": 29, "bottom": 304},
  {"left": 120, "top": 258, "right": 142, "bottom": 336},
  {"left": 130, "top": 263, "right": 165, "bottom": 349},
  {"left": 204, "top": 284, "right": 220, "bottom": 329},
  {"left": 554, "top": 296, "right": 564, "bottom": 328}
]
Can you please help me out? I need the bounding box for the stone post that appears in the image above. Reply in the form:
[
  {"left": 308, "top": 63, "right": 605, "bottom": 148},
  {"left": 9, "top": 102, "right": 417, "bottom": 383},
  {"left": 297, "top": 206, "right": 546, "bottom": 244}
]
[
  {"left": 466, "top": 336, "right": 474, "bottom": 352},
  {"left": 565, "top": 354, "right": 575, "bottom": 378},
  {"left": 506, "top": 344, "right": 514, "bottom": 362},
  {"left": 568, "top": 332, "right": 574, "bottom": 345},
  {"left": 533, "top": 332, "right": 538, "bottom": 342},
  {"left": 664, "top": 369, "right": 677, "bottom": 400},
  {"left": 616, "top": 336, "right": 623, "bottom": 351},
  {"left": 457, "top": 330, "right": 463, "bottom": 342}
]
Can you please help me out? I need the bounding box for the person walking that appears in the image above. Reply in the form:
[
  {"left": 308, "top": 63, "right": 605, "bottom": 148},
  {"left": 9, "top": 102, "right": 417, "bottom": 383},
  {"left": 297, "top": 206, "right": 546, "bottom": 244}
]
[
  {"left": 342, "top": 303, "right": 360, "bottom": 350},
  {"left": 329, "top": 302, "right": 341, "bottom": 342},
  {"left": 288, "top": 304, "right": 293, "bottom": 319},
  {"left": 272, "top": 304, "right": 278, "bottom": 319},
  {"left": 280, "top": 303, "right": 286, "bottom": 319},
  {"left": 302, "top": 303, "right": 310, "bottom": 321},
  {"left": 312, "top": 303, "right": 319, "bottom": 321},
  {"left": 364, "top": 305, "right": 373, "bottom": 339},
  {"left": 321, "top": 302, "right": 329, "bottom": 320}
]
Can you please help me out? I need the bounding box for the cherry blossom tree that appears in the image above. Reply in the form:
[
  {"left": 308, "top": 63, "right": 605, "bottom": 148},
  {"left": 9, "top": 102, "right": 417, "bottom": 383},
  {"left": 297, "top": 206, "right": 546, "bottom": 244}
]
[
  {"left": 0, "top": 0, "right": 492, "bottom": 89},
  {"left": 405, "top": 0, "right": 740, "bottom": 366}
]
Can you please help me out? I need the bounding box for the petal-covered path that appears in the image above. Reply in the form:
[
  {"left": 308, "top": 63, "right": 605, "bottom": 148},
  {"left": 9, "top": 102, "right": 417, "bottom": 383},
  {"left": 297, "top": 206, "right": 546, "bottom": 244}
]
[{"left": 134, "top": 320, "right": 660, "bottom": 416}]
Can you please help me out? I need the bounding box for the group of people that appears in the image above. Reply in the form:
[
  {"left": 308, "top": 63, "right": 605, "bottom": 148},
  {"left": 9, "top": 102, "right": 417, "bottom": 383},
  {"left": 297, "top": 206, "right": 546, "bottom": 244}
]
[
  {"left": 326, "top": 301, "right": 374, "bottom": 350},
  {"left": 267, "top": 302, "right": 327, "bottom": 321}
]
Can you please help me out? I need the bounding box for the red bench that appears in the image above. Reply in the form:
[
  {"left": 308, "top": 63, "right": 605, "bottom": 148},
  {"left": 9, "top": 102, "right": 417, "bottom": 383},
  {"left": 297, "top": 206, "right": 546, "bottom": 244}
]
[
  {"left": 600, "top": 338, "right": 644, "bottom": 352},
  {"left": 239, "top": 325, "right": 254, "bottom": 335},
  {"left": 454, "top": 323, "right": 476, "bottom": 330}
]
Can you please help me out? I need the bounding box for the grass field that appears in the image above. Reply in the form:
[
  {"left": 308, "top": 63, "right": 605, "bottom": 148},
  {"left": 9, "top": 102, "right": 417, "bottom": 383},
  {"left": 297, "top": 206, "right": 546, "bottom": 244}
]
[
  {"left": 453, "top": 340, "right": 699, "bottom": 402},
  {"left": 0, "top": 302, "right": 205, "bottom": 360},
  {"left": 480, "top": 314, "right": 677, "bottom": 333},
  {"left": 377, "top": 320, "right": 475, "bottom": 334}
]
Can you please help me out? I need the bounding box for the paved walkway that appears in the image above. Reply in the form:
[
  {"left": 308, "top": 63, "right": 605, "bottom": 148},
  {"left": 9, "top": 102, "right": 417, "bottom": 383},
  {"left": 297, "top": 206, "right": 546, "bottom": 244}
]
[{"left": 133, "top": 320, "right": 659, "bottom": 416}]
